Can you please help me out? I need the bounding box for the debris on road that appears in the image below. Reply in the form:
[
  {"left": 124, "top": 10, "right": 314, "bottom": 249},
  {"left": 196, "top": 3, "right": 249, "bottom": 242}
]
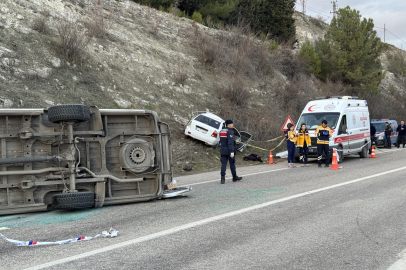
[
  {"left": 0, "top": 227, "right": 119, "bottom": 246},
  {"left": 162, "top": 187, "right": 193, "bottom": 198},
  {"left": 0, "top": 227, "right": 10, "bottom": 230},
  {"left": 101, "top": 227, "right": 119, "bottom": 238}
]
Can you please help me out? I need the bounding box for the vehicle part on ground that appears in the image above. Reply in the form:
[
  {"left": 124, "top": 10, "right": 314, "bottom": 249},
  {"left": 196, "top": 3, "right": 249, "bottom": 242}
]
[
  {"left": 231, "top": 128, "right": 252, "bottom": 152},
  {"left": 53, "top": 192, "right": 95, "bottom": 209},
  {"left": 0, "top": 106, "right": 173, "bottom": 215},
  {"left": 162, "top": 187, "right": 192, "bottom": 198}
]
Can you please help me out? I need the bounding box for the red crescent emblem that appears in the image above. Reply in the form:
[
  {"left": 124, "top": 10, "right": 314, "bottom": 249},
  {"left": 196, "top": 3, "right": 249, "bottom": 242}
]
[{"left": 308, "top": 105, "right": 316, "bottom": 112}]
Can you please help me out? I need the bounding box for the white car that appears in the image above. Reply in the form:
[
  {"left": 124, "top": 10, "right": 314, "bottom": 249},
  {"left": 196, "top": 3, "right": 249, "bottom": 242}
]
[
  {"left": 184, "top": 112, "right": 224, "bottom": 146},
  {"left": 184, "top": 112, "right": 252, "bottom": 151}
]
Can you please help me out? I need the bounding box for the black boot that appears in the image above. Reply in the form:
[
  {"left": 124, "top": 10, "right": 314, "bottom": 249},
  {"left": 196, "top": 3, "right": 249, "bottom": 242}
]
[
  {"left": 232, "top": 175, "right": 242, "bottom": 182},
  {"left": 221, "top": 176, "right": 225, "bottom": 184}
]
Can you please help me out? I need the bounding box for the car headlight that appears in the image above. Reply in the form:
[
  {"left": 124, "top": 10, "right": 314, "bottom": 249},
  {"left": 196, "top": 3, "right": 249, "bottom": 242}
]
[{"left": 378, "top": 136, "right": 384, "bottom": 139}]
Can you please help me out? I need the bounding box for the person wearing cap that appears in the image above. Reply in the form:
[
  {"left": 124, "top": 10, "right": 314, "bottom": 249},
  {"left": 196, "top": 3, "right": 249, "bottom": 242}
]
[
  {"left": 315, "top": 120, "right": 332, "bottom": 167},
  {"left": 219, "top": 120, "right": 242, "bottom": 184}
]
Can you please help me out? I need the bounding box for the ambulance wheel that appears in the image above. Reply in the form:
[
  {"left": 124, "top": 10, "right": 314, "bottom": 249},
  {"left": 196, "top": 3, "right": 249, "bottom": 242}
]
[{"left": 359, "top": 145, "right": 368, "bottom": 158}]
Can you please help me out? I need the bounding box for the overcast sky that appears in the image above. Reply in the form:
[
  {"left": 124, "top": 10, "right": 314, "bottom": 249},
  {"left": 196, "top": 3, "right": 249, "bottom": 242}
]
[{"left": 295, "top": 0, "right": 406, "bottom": 49}]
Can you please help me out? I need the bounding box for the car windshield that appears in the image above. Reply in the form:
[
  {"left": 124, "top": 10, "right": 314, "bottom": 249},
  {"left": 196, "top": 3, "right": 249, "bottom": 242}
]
[
  {"left": 296, "top": 113, "right": 340, "bottom": 130},
  {"left": 373, "top": 123, "right": 387, "bottom": 133},
  {"left": 194, "top": 114, "right": 222, "bottom": 129}
]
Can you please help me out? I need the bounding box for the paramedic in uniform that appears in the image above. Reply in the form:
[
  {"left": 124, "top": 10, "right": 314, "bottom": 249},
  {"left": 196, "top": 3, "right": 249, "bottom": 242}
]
[
  {"left": 315, "top": 120, "right": 332, "bottom": 167},
  {"left": 219, "top": 120, "right": 242, "bottom": 184}
]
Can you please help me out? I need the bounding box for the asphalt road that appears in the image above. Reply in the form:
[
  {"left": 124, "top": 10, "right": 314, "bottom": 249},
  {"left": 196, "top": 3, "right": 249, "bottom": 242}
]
[{"left": 1, "top": 148, "right": 406, "bottom": 270}]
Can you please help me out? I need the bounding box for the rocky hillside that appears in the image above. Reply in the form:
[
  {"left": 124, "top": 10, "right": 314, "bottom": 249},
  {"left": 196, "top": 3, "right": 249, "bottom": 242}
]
[{"left": 0, "top": 1, "right": 404, "bottom": 175}]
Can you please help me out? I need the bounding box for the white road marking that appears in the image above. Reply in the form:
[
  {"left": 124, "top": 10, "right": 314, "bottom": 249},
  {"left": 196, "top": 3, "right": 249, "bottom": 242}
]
[
  {"left": 180, "top": 148, "right": 405, "bottom": 187},
  {"left": 180, "top": 167, "right": 289, "bottom": 187},
  {"left": 25, "top": 166, "right": 406, "bottom": 270},
  {"left": 387, "top": 249, "right": 406, "bottom": 270}
]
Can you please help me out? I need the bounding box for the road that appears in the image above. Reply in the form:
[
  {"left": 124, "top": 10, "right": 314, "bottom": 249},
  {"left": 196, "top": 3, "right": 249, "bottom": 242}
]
[{"left": 1, "top": 148, "right": 406, "bottom": 270}]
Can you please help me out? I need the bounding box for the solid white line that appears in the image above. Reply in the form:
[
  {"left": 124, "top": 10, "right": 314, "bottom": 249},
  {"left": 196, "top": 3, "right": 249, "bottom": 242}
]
[
  {"left": 387, "top": 249, "right": 406, "bottom": 270},
  {"left": 25, "top": 165, "right": 406, "bottom": 270},
  {"left": 180, "top": 167, "right": 289, "bottom": 187}
]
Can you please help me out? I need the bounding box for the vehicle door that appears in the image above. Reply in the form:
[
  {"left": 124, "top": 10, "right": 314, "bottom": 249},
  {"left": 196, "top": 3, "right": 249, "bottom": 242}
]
[
  {"left": 335, "top": 114, "right": 350, "bottom": 152},
  {"left": 346, "top": 111, "right": 362, "bottom": 151},
  {"left": 391, "top": 121, "right": 398, "bottom": 144}
]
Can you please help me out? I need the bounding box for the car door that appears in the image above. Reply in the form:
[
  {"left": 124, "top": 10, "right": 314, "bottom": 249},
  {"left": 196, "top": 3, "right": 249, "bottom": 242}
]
[{"left": 335, "top": 114, "right": 350, "bottom": 152}]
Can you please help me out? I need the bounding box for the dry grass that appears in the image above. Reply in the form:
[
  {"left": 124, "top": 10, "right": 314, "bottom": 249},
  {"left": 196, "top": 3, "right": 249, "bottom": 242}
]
[
  {"left": 32, "top": 10, "right": 50, "bottom": 34},
  {"left": 85, "top": 0, "right": 109, "bottom": 38},
  {"left": 55, "top": 19, "right": 91, "bottom": 61}
]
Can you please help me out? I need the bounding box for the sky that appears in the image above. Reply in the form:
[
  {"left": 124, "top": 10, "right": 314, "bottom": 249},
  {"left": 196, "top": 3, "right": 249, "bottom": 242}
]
[{"left": 295, "top": 0, "right": 406, "bottom": 49}]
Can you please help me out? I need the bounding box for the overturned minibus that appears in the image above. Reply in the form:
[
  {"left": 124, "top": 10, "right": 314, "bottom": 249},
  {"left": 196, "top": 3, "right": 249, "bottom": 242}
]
[{"left": 0, "top": 105, "right": 172, "bottom": 215}]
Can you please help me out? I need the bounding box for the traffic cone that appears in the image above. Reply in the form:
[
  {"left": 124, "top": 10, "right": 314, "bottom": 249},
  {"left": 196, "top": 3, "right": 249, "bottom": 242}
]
[
  {"left": 370, "top": 146, "right": 378, "bottom": 158},
  {"left": 330, "top": 149, "right": 340, "bottom": 170},
  {"left": 268, "top": 151, "right": 276, "bottom": 165}
]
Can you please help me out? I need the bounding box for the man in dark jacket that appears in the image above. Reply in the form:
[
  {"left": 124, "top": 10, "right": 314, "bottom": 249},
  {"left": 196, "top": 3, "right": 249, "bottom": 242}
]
[
  {"left": 369, "top": 123, "right": 376, "bottom": 154},
  {"left": 384, "top": 122, "right": 392, "bottom": 149},
  {"left": 396, "top": 120, "right": 406, "bottom": 148},
  {"left": 219, "top": 119, "right": 242, "bottom": 184}
]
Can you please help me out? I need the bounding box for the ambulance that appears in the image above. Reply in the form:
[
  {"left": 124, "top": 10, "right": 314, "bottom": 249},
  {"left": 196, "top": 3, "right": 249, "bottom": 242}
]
[{"left": 295, "top": 96, "right": 371, "bottom": 162}]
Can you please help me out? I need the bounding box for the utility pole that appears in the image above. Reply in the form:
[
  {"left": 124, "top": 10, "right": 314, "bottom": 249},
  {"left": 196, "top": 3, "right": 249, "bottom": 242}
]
[
  {"left": 384, "top": 24, "right": 386, "bottom": 43},
  {"left": 299, "top": 0, "right": 306, "bottom": 14},
  {"left": 331, "top": 0, "right": 338, "bottom": 18},
  {"left": 303, "top": 0, "right": 306, "bottom": 14}
]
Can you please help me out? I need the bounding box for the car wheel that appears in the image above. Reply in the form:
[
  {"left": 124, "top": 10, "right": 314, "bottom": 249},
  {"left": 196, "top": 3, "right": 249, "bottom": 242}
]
[
  {"left": 48, "top": 104, "right": 91, "bottom": 123},
  {"left": 53, "top": 192, "right": 95, "bottom": 209}
]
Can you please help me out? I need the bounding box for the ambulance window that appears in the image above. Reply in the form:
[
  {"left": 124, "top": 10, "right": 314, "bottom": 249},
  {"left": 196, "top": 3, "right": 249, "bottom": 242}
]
[{"left": 338, "top": 115, "right": 347, "bottom": 135}]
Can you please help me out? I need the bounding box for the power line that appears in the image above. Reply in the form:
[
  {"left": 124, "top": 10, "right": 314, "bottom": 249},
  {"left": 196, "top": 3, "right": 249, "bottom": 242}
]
[
  {"left": 306, "top": 6, "right": 332, "bottom": 18},
  {"left": 385, "top": 29, "right": 406, "bottom": 45}
]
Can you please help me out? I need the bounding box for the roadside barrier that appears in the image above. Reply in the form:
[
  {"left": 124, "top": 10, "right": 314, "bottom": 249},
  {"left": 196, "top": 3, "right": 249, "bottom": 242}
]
[{"left": 0, "top": 227, "right": 118, "bottom": 246}]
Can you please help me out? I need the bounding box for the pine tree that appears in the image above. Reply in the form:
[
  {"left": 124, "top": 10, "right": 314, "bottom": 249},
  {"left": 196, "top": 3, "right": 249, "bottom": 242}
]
[
  {"left": 300, "top": 40, "right": 321, "bottom": 75},
  {"left": 320, "top": 6, "right": 387, "bottom": 92},
  {"left": 230, "top": 0, "right": 296, "bottom": 42}
]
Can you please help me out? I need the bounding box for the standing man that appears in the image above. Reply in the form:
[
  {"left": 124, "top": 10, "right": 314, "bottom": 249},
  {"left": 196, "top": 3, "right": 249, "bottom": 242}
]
[
  {"left": 384, "top": 122, "right": 392, "bottom": 149},
  {"left": 396, "top": 120, "right": 406, "bottom": 148},
  {"left": 315, "top": 120, "right": 331, "bottom": 168},
  {"left": 220, "top": 120, "right": 242, "bottom": 184},
  {"left": 369, "top": 122, "right": 376, "bottom": 154}
]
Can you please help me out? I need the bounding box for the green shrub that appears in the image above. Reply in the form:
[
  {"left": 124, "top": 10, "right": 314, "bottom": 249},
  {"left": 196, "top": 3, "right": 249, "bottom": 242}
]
[
  {"left": 387, "top": 53, "right": 406, "bottom": 77},
  {"left": 191, "top": 11, "right": 202, "bottom": 23}
]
